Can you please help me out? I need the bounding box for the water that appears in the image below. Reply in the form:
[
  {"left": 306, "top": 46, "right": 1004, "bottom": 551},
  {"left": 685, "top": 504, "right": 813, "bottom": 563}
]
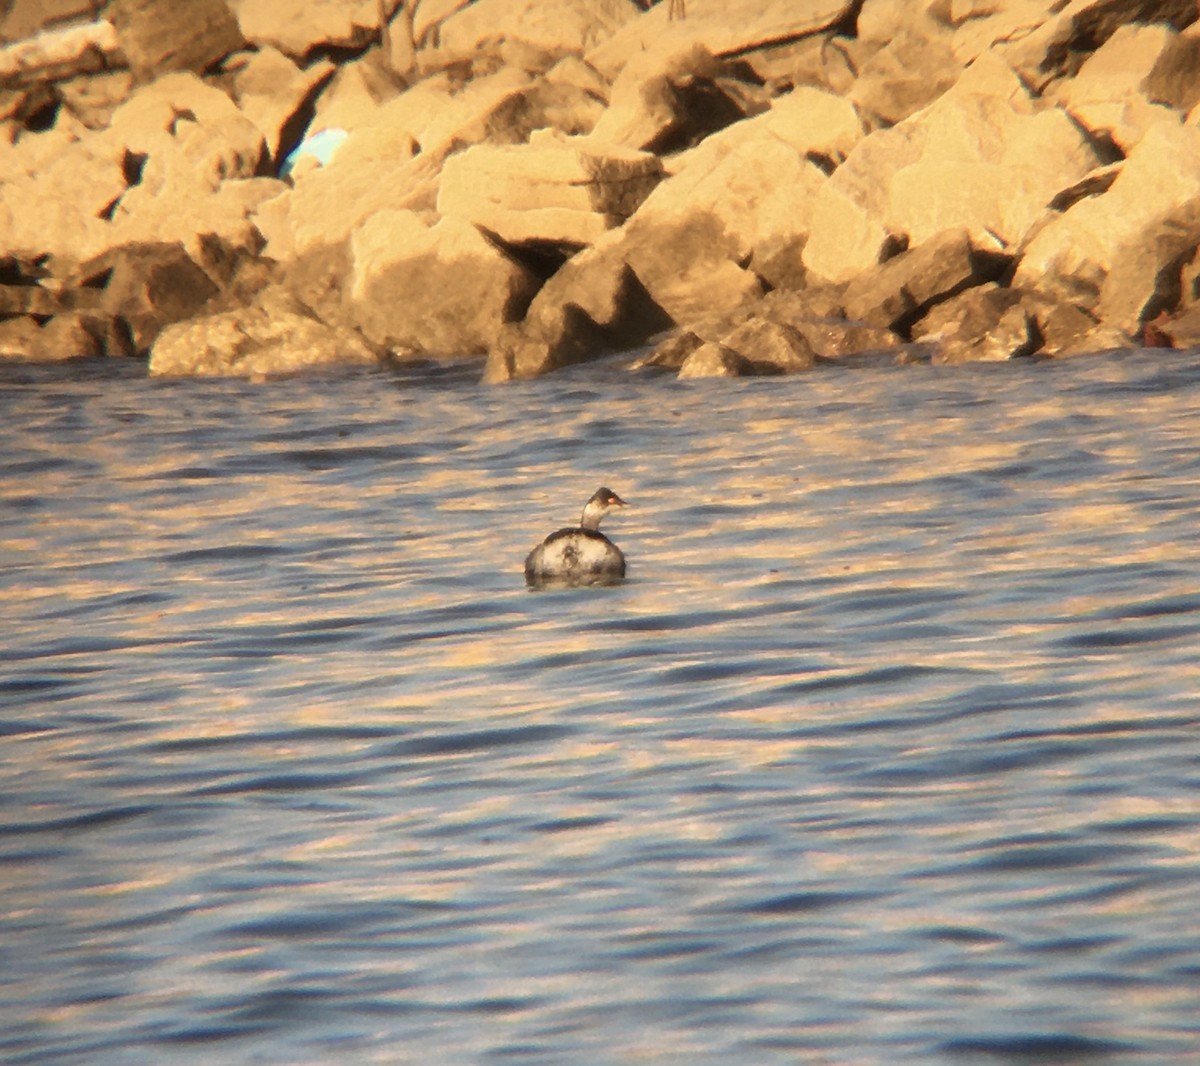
[{"left": 1, "top": 352, "right": 1198, "bottom": 1065}]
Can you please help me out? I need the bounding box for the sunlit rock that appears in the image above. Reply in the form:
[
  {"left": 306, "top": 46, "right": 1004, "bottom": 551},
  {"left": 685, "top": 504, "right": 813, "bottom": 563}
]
[
  {"left": 1055, "top": 23, "right": 1189, "bottom": 153},
  {"left": 483, "top": 229, "right": 672, "bottom": 383},
  {"left": 108, "top": 0, "right": 244, "bottom": 81},
  {"left": 677, "top": 341, "right": 757, "bottom": 378},
  {"left": 149, "top": 286, "right": 381, "bottom": 377},
  {"left": 1014, "top": 121, "right": 1200, "bottom": 333},
  {"left": 437, "top": 131, "right": 662, "bottom": 247},
  {"left": 915, "top": 284, "right": 1036, "bottom": 363},
  {"left": 349, "top": 210, "right": 538, "bottom": 356},
  {"left": 588, "top": 42, "right": 760, "bottom": 154},
  {"left": 223, "top": 47, "right": 335, "bottom": 167},
  {"left": 228, "top": 0, "right": 377, "bottom": 59},
  {"left": 850, "top": 23, "right": 961, "bottom": 127},
  {"left": 587, "top": 0, "right": 857, "bottom": 81},
  {"left": 952, "top": 0, "right": 1198, "bottom": 88},
  {"left": 433, "top": 0, "right": 639, "bottom": 62},
  {"left": 840, "top": 229, "right": 1010, "bottom": 336},
  {"left": 0, "top": 313, "right": 103, "bottom": 362},
  {"left": 803, "top": 54, "right": 1102, "bottom": 284}
]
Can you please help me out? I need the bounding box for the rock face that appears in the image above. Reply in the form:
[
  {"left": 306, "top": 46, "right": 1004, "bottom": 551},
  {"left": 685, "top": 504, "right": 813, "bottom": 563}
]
[
  {"left": 1013, "top": 121, "right": 1200, "bottom": 333},
  {"left": 437, "top": 132, "right": 663, "bottom": 246},
  {"left": 350, "top": 211, "right": 540, "bottom": 356},
  {"left": 5, "top": 0, "right": 1200, "bottom": 375},
  {"left": 149, "top": 287, "right": 381, "bottom": 377},
  {"left": 109, "top": 0, "right": 245, "bottom": 81}
]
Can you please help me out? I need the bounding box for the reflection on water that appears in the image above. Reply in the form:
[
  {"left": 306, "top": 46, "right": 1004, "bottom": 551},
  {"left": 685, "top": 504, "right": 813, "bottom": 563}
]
[{"left": 1, "top": 353, "right": 1199, "bottom": 1064}]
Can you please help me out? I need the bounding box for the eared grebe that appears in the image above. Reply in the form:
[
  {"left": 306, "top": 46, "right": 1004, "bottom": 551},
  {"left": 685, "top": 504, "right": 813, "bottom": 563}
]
[{"left": 525, "top": 487, "right": 628, "bottom": 586}]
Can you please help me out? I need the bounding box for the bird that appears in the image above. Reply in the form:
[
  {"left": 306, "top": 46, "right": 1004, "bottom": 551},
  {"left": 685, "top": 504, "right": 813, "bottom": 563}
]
[{"left": 524, "top": 487, "right": 628, "bottom": 586}]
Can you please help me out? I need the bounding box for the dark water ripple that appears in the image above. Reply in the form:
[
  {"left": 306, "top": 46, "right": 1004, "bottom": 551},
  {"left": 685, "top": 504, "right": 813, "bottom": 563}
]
[{"left": 1, "top": 352, "right": 1199, "bottom": 1063}]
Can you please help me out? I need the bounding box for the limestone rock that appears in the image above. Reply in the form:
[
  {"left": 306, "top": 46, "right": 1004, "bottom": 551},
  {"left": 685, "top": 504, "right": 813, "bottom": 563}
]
[
  {"left": 840, "top": 229, "right": 1010, "bottom": 336},
  {"left": 1014, "top": 121, "right": 1200, "bottom": 332},
  {"left": 56, "top": 71, "right": 135, "bottom": 130},
  {"left": 717, "top": 317, "right": 816, "bottom": 372},
  {"left": 483, "top": 231, "right": 672, "bottom": 382},
  {"left": 677, "top": 341, "right": 758, "bottom": 378},
  {"left": 108, "top": 0, "right": 244, "bottom": 81},
  {"left": 349, "top": 211, "right": 538, "bottom": 356},
  {"left": 149, "top": 286, "right": 381, "bottom": 377},
  {"left": 223, "top": 47, "right": 335, "bottom": 166},
  {"left": 588, "top": 42, "right": 757, "bottom": 154},
  {"left": 954, "top": 0, "right": 1199, "bottom": 88},
  {"left": 1021, "top": 292, "right": 1102, "bottom": 356},
  {"left": 740, "top": 34, "right": 861, "bottom": 98},
  {"left": 76, "top": 241, "right": 221, "bottom": 354},
  {"left": 1057, "top": 23, "right": 1188, "bottom": 152},
  {"left": 803, "top": 54, "right": 1102, "bottom": 283},
  {"left": 437, "top": 131, "right": 662, "bottom": 247},
  {"left": 914, "top": 284, "right": 1035, "bottom": 363},
  {"left": 0, "top": 0, "right": 100, "bottom": 44},
  {"left": 587, "top": 0, "right": 857, "bottom": 81},
  {"left": 434, "top": 0, "right": 639, "bottom": 61},
  {"left": 0, "top": 17, "right": 119, "bottom": 86},
  {"left": 1156, "top": 302, "right": 1200, "bottom": 349},
  {"left": 624, "top": 215, "right": 764, "bottom": 324},
  {"left": 0, "top": 313, "right": 103, "bottom": 362},
  {"left": 228, "top": 0, "right": 378, "bottom": 58},
  {"left": 636, "top": 286, "right": 899, "bottom": 371},
  {"left": 851, "top": 25, "right": 961, "bottom": 127}
]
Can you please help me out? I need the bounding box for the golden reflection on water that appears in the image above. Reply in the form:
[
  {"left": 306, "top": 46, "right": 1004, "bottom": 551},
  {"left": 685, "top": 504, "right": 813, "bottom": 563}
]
[{"left": 1, "top": 355, "right": 1199, "bottom": 1061}]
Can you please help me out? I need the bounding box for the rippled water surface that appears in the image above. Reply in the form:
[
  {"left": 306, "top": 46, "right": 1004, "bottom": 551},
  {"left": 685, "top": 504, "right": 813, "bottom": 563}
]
[{"left": 2, "top": 352, "right": 1199, "bottom": 1065}]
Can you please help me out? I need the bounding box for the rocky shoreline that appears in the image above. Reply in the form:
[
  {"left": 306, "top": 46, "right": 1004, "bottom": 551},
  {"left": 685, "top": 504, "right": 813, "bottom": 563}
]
[{"left": 2, "top": 0, "right": 1200, "bottom": 380}]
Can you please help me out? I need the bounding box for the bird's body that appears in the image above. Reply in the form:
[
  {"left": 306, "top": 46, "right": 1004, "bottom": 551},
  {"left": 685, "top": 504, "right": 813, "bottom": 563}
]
[{"left": 524, "top": 487, "right": 628, "bottom": 586}]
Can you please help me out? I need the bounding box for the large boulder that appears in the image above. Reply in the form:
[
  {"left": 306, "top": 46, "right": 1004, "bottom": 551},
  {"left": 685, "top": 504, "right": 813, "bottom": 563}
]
[
  {"left": 913, "top": 284, "right": 1036, "bottom": 364},
  {"left": 952, "top": 0, "right": 1198, "bottom": 86},
  {"left": 1055, "top": 23, "right": 1193, "bottom": 152},
  {"left": 850, "top": 23, "right": 961, "bottom": 127},
  {"left": 0, "top": 71, "right": 273, "bottom": 273},
  {"left": 436, "top": 131, "right": 661, "bottom": 247},
  {"left": 74, "top": 241, "right": 222, "bottom": 355},
  {"left": 222, "top": 46, "right": 336, "bottom": 167},
  {"left": 108, "top": 0, "right": 245, "bottom": 81},
  {"left": 587, "top": 42, "right": 762, "bottom": 154},
  {"left": 229, "top": 0, "right": 377, "bottom": 58},
  {"left": 587, "top": 0, "right": 858, "bottom": 81},
  {"left": 0, "top": 314, "right": 104, "bottom": 362},
  {"left": 1013, "top": 121, "right": 1200, "bottom": 333},
  {"left": 840, "top": 229, "right": 1010, "bottom": 336},
  {"left": 434, "top": 0, "right": 640, "bottom": 62},
  {"left": 802, "top": 54, "right": 1102, "bottom": 283},
  {"left": 349, "top": 211, "right": 539, "bottom": 356},
  {"left": 149, "top": 286, "right": 382, "bottom": 377}
]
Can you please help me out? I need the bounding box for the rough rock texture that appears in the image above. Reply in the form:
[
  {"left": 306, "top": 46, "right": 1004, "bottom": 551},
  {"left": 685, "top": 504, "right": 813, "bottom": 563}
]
[
  {"left": 76, "top": 241, "right": 222, "bottom": 355},
  {"left": 5, "top": 0, "right": 1200, "bottom": 373},
  {"left": 587, "top": 0, "right": 858, "bottom": 80},
  {"left": 1057, "top": 23, "right": 1190, "bottom": 152},
  {"left": 437, "top": 131, "right": 662, "bottom": 246},
  {"left": 435, "top": 0, "right": 639, "bottom": 62},
  {"left": 588, "top": 43, "right": 761, "bottom": 154},
  {"left": 229, "top": 0, "right": 378, "bottom": 58},
  {"left": 223, "top": 47, "right": 335, "bottom": 166},
  {"left": 109, "top": 0, "right": 245, "bottom": 81},
  {"left": 841, "top": 229, "right": 1010, "bottom": 336},
  {"left": 1014, "top": 121, "right": 1200, "bottom": 333},
  {"left": 149, "top": 286, "right": 381, "bottom": 377},
  {"left": 803, "top": 55, "right": 1102, "bottom": 283},
  {"left": 350, "top": 211, "right": 539, "bottom": 355}
]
